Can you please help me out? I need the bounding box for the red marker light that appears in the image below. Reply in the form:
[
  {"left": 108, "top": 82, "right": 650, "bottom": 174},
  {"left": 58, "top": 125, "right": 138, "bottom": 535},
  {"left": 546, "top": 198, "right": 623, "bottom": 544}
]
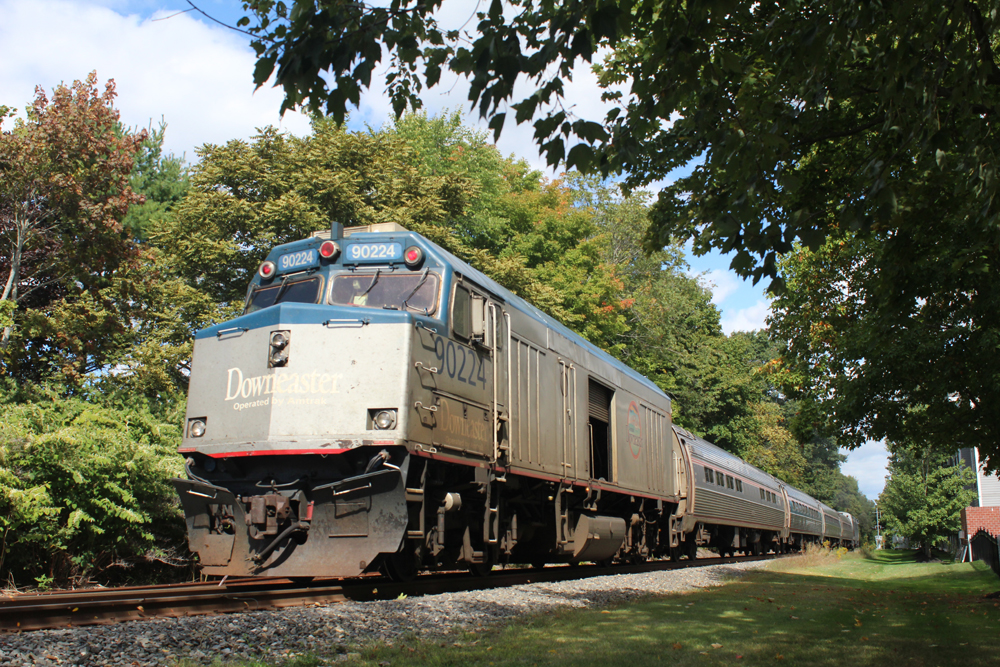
[
  {"left": 319, "top": 240, "right": 340, "bottom": 259},
  {"left": 404, "top": 246, "right": 424, "bottom": 267},
  {"left": 258, "top": 261, "right": 276, "bottom": 279}
]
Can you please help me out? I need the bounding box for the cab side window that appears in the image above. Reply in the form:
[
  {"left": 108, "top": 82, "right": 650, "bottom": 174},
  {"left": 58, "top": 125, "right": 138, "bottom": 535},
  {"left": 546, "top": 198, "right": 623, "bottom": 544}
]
[{"left": 453, "top": 284, "right": 471, "bottom": 340}]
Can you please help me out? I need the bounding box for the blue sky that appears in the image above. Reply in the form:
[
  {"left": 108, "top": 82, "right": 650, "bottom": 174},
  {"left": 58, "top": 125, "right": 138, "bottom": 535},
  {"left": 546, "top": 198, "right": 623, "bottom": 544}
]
[{"left": 0, "top": 0, "right": 888, "bottom": 499}]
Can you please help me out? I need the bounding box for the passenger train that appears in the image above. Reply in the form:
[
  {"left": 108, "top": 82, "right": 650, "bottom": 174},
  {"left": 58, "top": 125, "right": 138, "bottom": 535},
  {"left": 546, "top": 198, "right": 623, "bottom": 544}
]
[{"left": 172, "top": 222, "right": 858, "bottom": 579}]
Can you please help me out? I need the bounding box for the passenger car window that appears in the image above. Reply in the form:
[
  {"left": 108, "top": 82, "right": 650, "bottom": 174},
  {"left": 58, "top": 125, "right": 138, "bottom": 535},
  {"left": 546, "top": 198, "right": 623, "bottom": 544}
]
[
  {"left": 330, "top": 272, "right": 439, "bottom": 314},
  {"left": 705, "top": 468, "right": 714, "bottom": 483},
  {"left": 736, "top": 480, "right": 743, "bottom": 492},
  {"left": 726, "top": 475, "right": 734, "bottom": 489}
]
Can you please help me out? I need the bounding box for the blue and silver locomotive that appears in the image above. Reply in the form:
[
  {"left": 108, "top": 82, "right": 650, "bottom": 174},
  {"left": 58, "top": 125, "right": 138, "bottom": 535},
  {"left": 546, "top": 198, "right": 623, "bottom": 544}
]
[{"left": 173, "top": 222, "right": 857, "bottom": 579}]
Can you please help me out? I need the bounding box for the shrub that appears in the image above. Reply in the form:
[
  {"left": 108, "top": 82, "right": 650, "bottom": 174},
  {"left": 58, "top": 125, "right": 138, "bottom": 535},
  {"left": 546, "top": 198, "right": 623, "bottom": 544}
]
[{"left": 0, "top": 388, "right": 187, "bottom": 587}]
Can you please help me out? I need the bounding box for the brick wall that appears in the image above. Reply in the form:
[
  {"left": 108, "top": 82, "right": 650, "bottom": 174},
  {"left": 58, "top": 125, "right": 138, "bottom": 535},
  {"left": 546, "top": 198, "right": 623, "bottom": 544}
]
[{"left": 962, "top": 506, "right": 1000, "bottom": 537}]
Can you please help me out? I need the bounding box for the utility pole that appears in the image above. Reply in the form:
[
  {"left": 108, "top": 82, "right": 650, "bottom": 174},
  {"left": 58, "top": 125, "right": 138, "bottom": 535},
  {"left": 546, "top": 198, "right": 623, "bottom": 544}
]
[{"left": 875, "top": 503, "right": 882, "bottom": 550}]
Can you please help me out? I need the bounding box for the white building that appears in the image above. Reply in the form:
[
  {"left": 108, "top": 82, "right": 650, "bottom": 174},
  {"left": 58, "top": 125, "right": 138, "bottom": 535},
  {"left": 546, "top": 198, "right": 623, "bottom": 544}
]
[{"left": 958, "top": 448, "right": 1000, "bottom": 506}]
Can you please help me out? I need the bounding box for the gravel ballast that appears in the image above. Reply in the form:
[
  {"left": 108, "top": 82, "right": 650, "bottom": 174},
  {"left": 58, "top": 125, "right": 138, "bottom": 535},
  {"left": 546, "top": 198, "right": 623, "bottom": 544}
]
[{"left": 0, "top": 560, "right": 767, "bottom": 666}]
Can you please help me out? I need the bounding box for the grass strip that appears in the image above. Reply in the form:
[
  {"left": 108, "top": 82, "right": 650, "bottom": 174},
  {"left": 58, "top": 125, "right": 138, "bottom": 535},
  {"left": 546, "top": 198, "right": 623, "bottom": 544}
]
[{"left": 195, "top": 550, "right": 1000, "bottom": 667}]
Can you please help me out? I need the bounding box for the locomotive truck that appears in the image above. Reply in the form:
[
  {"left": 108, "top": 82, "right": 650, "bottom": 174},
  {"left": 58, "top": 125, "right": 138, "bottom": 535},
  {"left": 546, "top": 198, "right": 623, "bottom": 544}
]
[{"left": 173, "top": 222, "right": 857, "bottom": 579}]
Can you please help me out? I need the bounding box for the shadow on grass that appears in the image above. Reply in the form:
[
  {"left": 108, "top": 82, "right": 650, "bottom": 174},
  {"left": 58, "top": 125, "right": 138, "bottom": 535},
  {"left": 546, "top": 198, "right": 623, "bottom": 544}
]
[
  {"left": 865, "top": 548, "right": 923, "bottom": 565},
  {"left": 864, "top": 548, "right": 960, "bottom": 565},
  {"left": 290, "top": 559, "right": 1000, "bottom": 667}
]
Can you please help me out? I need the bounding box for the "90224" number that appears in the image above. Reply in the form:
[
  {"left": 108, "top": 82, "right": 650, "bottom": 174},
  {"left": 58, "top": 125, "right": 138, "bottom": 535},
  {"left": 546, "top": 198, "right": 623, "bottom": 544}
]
[
  {"left": 278, "top": 249, "right": 317, "bottom": 271},
  {"left": 347, "top": 243, "right": 400, "bottom": 261},
  {"left": 434, "top": 338, "right": 487, "bottom": 388}
]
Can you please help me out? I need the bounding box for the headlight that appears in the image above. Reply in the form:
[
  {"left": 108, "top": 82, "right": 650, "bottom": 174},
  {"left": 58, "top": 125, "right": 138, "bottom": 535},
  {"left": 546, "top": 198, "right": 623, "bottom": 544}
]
[
  {"left": 189, "top": 419, "right": 207, "bottom": 438},
  {"left": 373, "top": 409, "right": 397, "bottom": 430},
  {"left": 270, "top": 331, "right": 289, "bottom": 349},
  {"left": 269, "top": 330, "right": 290, "bottom": 367}
]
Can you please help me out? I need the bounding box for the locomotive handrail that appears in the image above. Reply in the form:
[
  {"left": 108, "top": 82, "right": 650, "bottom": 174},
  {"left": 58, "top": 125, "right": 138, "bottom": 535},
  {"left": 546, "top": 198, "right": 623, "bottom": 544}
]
[
  {"left": 333, "top": 483, "right": 372, "bottom": 497},
  {"left": 414, "top": 361, "right": 439, "bottom": 374},
  {"left": 415, "top": 321, "right": 439, "bottom": 335},
  {"left": 414, "top": 401, "right": 438, "bottom": 412},
  {"left": 216, "top": 326, "right": 249, "bottom": 338},
  {"left": 324, "top": 318, "right": 370, "bottom": 327}
]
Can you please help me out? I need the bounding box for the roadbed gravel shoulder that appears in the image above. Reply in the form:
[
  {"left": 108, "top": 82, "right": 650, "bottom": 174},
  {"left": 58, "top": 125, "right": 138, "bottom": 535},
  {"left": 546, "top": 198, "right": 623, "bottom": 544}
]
[{"left": 0, "top": 560, "right": 768, "bottom": 667}]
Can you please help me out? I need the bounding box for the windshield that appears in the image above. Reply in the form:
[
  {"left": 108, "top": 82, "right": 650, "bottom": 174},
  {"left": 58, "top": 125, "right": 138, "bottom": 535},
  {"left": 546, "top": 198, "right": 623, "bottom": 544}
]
[
  {"left": 245, "top": 277, "right": 322, "bottom": 314},
  {"left": 330, "top": 271, "right": 440, "bottom": 314}
]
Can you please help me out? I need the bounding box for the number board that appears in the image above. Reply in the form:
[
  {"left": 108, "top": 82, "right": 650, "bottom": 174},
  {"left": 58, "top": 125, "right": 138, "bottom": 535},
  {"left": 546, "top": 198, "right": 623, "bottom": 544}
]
[
  {"left": 277, "top": 248, "right": 319, "bottom": 272},
  {"left": 344, "top": 242, "right": 403, "bottom": 263}
]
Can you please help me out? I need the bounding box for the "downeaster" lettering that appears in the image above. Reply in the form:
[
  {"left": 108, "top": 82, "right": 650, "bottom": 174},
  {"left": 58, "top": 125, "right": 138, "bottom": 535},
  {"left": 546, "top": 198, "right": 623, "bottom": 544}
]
[{"left": 224, "top": 368, "right": 342, "bottom": 401}]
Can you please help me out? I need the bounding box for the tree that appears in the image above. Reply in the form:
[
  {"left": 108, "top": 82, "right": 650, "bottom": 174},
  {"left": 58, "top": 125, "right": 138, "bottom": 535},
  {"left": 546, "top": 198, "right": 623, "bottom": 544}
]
[
  {"left": 878, "top": 443, "right": 977, "bottom": 559},
  {"left": 123, "top": 120, "right": 189, "bottom": 242},
  {"left": 154, "top": 116, "right": 632, "bottom": 350},
  {"left": 237, "top": 0, "right": 999, "bottom": 271},
  {"left": 0, "top": 73, "right": 146, "bottom": 381},
  {"left": 233, "top": 0, "right": 1000, "bottom": 466},
  {"left": 768, "top": 235, "right": 1000, "bottom": 468},
  {"left": 153, "top": 120, "right": 472, "bottom": 309}
]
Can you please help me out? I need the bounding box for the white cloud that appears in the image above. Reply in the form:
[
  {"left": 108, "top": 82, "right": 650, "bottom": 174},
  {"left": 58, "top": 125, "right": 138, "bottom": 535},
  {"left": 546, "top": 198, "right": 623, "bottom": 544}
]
[
  {"left": 2, "top": 0, "right": 620, "bottom": 175},
  {"left": 721, "top": 299, "right": 770, "bottom": 334},
  {"left": 698, "top": 269, "right": 741, "bottom": 305},
  {"left": 0, "top": 0, "right": 312, "bottom": 161},
  {"left": 841, "top": 440, "right": 890, "bottom": 500}
]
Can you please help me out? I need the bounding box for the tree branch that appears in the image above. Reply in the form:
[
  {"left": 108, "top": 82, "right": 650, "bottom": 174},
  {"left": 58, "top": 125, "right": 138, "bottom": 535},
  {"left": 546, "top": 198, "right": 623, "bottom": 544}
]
[
  {"left": 184, "top": 1, "right": 270, "bottom": 42},
  {"left": 797, "top": 117, "right": 883, "bottom": 147},
  {"left": 963, "top": 0, "right": 1000, "bottom": 86}
]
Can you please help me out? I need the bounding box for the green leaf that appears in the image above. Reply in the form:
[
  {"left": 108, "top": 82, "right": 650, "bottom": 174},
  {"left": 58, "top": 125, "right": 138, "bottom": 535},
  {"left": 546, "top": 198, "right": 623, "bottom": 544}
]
[{"left": 253, "top": 54, "right": 277, "bottom": 87}]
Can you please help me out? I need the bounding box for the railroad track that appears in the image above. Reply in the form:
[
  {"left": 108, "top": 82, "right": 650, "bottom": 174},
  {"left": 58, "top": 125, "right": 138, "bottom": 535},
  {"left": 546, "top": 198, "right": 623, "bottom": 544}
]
[{"left": 0, "top": 554, "right": 775, "bottom": 632}]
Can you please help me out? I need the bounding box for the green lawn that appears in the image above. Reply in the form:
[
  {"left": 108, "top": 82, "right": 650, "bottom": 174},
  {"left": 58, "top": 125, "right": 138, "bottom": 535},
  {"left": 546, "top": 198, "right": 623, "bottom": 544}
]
[{"left": 199, "top": 550, "right": 1000, "bottom": 667}]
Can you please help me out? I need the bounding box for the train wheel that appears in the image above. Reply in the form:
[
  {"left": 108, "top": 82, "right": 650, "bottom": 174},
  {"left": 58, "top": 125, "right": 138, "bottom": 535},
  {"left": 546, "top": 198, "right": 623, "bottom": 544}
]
[
  {"left": 467, "top": 560, "right": 493, "bottom": 577},
  {"left": 382, "top": 549, "right": 419, "bottom": 582},
  {"left": 685, "top": 539, "right": 697, "bottom": 561},
  {"left": 669, "top": 546, "right": 681, "bottom": 562}
]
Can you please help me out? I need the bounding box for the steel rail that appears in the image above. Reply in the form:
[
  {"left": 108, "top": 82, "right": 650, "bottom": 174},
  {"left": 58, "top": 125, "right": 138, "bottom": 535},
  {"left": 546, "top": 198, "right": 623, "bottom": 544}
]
[{"left": 0, "top": 554, "right": 775, "bottom": 632}]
